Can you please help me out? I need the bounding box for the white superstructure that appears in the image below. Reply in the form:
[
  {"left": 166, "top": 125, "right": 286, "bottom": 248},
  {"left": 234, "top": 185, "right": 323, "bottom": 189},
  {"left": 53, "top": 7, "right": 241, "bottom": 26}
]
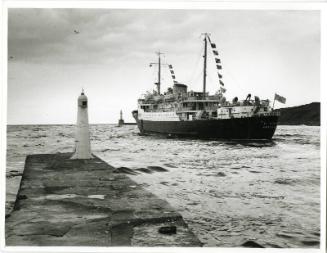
[{"left": 137, "top": 93, "right": 273, "bottom": 122}]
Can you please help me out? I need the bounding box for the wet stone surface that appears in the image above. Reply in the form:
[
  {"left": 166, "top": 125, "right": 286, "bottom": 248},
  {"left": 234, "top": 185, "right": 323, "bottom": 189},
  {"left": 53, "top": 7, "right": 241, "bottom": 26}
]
[{"left": 5, "top": 153, "right": 202, "bottom": 247}]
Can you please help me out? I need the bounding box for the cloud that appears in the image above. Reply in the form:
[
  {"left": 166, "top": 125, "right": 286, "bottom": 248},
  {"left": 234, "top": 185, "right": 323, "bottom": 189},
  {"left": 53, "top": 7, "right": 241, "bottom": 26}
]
[
  {"left": 7, "top": 8, "right": 320, "bottom": 124},
  {"left": 8, "top": 9, "right": 319, "bottom": 64}
]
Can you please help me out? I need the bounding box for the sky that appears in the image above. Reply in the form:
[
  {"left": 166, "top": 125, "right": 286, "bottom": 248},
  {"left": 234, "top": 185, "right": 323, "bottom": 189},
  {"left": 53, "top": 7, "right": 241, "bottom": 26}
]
[{"left": 7, "top": 9, "right": 320, "bottom": 124}]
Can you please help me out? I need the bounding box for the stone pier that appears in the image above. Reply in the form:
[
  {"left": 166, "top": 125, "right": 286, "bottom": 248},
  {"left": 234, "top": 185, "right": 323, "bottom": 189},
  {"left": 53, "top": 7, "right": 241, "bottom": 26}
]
[{"left": 5, "top": 153, "right": 202, "bottom": 246}]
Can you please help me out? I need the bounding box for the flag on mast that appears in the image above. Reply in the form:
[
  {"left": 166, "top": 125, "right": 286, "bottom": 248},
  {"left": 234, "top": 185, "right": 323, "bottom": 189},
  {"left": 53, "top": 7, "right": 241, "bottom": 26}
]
[{"left": 274, "top": 93, "right": 286, "bottom": 104}]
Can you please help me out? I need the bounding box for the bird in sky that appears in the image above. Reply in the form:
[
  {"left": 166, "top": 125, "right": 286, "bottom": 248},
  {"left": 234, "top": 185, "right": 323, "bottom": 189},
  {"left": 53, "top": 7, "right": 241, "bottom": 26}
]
[{"left": 74, "top": 30, "right": 80, "bottom": 34}]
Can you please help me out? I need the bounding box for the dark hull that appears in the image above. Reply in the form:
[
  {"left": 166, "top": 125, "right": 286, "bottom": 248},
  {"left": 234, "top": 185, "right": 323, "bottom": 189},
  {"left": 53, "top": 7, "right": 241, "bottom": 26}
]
[{"left": 133, "top": 115, "right": 279, "bottom": 140}]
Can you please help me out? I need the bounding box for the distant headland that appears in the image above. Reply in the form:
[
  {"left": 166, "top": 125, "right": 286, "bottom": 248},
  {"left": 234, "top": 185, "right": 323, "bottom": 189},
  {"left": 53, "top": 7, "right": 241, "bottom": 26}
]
[{"left": 276, "top": 102, "right": 320, "bottom": 126}]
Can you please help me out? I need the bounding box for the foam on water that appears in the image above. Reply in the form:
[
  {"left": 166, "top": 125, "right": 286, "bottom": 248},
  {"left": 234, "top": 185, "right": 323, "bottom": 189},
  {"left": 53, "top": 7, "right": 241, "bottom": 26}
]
[{"left": 6, "top": 124, "right": 320, "bottom": 247}]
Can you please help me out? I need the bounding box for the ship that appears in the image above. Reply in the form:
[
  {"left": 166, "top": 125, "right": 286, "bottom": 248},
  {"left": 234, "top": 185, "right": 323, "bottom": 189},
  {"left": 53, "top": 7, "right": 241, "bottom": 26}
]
[{"left": 132, "top": 33, "right": 280, "bottom": 140}]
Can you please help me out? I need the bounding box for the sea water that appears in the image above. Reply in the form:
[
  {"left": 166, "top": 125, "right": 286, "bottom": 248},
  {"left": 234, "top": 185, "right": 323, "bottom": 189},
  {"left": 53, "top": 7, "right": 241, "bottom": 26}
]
[{"left": 6, "top": 124, "right": 320, "bottom": 247}]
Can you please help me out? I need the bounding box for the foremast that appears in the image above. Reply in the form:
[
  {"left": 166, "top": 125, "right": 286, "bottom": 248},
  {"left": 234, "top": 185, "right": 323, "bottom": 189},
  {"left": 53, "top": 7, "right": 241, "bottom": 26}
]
[
  {"left": 149, "top": 52, "right": 179, "bottom": 95},
  {"left": 149, "top": 51, "right": 163, "bottom": 95}
]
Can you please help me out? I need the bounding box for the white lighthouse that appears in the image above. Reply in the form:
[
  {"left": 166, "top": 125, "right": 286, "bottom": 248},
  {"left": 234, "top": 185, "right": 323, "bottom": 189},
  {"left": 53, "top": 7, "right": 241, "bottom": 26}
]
[{"left": 71, "top": 89, "right": 93, "bottom": 159}]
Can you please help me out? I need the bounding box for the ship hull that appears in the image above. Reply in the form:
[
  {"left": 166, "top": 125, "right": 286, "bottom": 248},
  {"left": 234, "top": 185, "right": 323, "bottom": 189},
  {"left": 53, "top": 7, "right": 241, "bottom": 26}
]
[{"left": 133, "top": 114, "right": 279, "bottom": 140}]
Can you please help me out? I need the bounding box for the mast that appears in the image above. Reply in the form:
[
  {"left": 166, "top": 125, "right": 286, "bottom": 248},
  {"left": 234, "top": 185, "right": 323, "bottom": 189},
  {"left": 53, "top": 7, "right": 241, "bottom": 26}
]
[
  {"left": 158, "top": 52, "right": 161, "bottom": 95},
  {"left": 149, "top": 51, "right": 164, "bottom": 95},
  {"left": 202, "top": 33, "right": 208, "bottom": 99}
]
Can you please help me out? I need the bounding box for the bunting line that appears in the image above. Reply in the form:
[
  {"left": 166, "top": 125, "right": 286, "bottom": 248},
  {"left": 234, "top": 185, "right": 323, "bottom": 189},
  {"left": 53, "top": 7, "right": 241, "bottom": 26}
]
[
  {"left": 168, "top": 64, "right": 178, "bottom": 84},
  {"left": 207, "top": 35, "right": 225, "bottom": 89}
]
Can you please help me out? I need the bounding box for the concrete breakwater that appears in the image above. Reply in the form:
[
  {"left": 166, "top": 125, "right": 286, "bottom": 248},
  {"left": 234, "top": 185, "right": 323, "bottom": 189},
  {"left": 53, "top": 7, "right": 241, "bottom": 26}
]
[{"left": 5, "top": 153, "right": 202, "bottom": 246}]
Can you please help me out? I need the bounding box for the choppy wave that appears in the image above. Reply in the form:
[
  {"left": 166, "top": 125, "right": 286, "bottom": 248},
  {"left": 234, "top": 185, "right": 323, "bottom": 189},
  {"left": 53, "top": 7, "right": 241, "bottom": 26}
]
[{"left": 6, "top": 124, "right": 320, "bottom": 248}]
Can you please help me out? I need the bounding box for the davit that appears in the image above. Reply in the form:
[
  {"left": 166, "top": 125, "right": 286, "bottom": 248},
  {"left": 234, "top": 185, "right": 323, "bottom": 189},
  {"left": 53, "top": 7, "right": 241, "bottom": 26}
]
[{"left": 71, "top": 89, "right": 93, "bottom": 159}]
